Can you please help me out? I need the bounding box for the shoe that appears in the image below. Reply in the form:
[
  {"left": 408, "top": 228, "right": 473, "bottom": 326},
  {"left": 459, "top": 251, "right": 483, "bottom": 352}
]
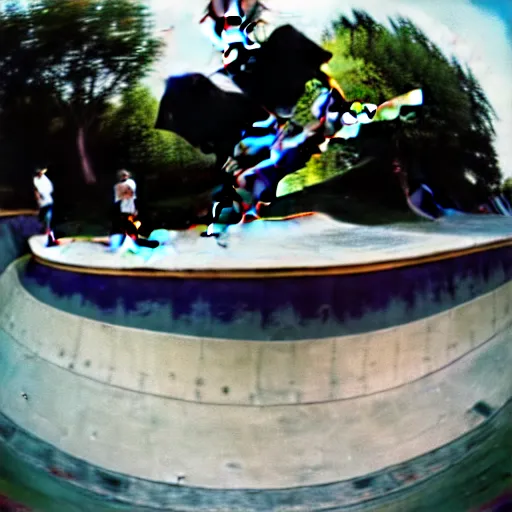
[
  {"left": 242, "top": 208, "right": 260, "bottom": 223},
  {"left": 46, "top": 232, "right": 59, "bottom": 247}
]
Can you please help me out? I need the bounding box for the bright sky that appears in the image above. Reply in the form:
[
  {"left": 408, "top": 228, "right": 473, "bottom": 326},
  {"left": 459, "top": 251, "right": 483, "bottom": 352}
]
[{"left": 147, "top": 0, "right": 512, "bottom": 178}]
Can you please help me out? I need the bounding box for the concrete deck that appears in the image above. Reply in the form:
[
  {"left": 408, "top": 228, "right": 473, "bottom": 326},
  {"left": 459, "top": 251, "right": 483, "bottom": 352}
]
[{"left": 28, "top": 213, "right": 512, "bottom": 273}]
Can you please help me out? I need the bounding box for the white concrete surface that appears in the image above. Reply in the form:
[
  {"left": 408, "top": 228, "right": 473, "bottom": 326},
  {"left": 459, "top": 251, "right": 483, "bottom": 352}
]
[
  {"left": 1, "top": 261, "right": 508, "bottom": 405},
  {"left": 28, "top": 213, "right": 512, "bottom": 272},
  {"left": 1, "top": 260, "right": 510, "bottom": 489}
]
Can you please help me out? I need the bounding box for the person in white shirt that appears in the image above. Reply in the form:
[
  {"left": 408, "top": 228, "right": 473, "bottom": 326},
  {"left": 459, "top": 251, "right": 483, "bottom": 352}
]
[
  {"left": 33, "top": 167, "right": 54, "bottom": 235},
  {"left": 113, "top": 169, "right": 138, "bottom": 235}
]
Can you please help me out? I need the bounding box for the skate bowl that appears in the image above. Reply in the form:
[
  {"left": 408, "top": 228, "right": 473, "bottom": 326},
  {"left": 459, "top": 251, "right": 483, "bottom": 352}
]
[{"left": 1, "top": 210, "right": 512, "bottom": 511}]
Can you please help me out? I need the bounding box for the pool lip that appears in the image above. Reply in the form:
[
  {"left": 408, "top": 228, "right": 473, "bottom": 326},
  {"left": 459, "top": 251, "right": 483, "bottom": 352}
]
[
  {"left": 31, "top": 235, "right": 512, "bottom": 279},
  {"left": 26, "top": 212, "right": 512, "bottom": 278},
  {"left": 0, "top": 209, "right": 508, "bottom": 278},
  {"left": 0, "top": 210, "right": 38, "bottom": 218}
]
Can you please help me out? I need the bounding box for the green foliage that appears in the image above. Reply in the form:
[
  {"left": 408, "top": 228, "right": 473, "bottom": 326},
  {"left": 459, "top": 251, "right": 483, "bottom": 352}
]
[
  {"left": 101, "top": 86, "right": 174, "bottom": 169},
  {"left": 322, "top": 33, "right": 394, "bottom": 104},
  {"left": 502, "top": 178, "right": 512, "bottom": 202},
  {"left": 1, "top": 0, "right": 163, "bottom": 119},
  {"left": 294, "top": 10, "right": 501, "bottom": 202},
  {"left": 293, "top": 79, "right": 324, "bottom": 126},
  {"left": 287, "top": 10, "right": 501, "bottom": 209},
  {"left": 340, "top": 16, "right": 472, "bottom": 136},
  {"left": 100, "top": 85, "right": 214, "bottom": 189},
  {"left": 278, "top": 154, "right": 321, "bottom": 196},
  {"left": 278, "top": 151, "right": 336, "bottom": 195},
  {"left": 26, "top": 0, "right": 163, "bottom": 122},
  {"left": 278, "top": 145, "right": 364, "bottom": 196},
  {"left": 0, "top": 0, "right": 164, "bottom": 184},
  {"left": 0, "top": 6, "right": 32, "bottom": 104},
  {"left": 0, "top": 4, "right": 503, "bottom": 216}
]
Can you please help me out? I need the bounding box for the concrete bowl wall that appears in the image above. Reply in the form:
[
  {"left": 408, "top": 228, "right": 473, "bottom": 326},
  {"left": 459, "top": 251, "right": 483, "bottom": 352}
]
[
  {"left": 0, "top": 213, "right": 40, "bottom": 273},
  {"left": 1, "top": 214, "right": 511, "bottom": 510}
]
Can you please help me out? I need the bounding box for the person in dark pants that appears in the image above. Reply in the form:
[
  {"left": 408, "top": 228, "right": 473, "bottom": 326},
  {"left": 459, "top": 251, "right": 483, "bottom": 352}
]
[
  {"left": 33, "top": 167, "right": 54, "bottom": 234},
  {"left": 33, "top": 167, "right": 58, "bottom": 246},
  {"left": 112, "top": 170, "right": 138, "bottom": 235}
]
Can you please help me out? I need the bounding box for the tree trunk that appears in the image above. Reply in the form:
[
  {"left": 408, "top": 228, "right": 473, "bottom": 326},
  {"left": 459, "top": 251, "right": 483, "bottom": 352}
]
[{"left": 77, "top": 126, "right": 96, "bottom": 184}]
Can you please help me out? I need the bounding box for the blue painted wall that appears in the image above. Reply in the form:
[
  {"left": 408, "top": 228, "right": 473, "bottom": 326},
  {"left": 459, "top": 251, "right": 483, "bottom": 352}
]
[
  {"left": 0, "top": 215, "right": 40, "bottom": 274},
  {"left": 19, "top": 244, "right": 512, "bottom": 340}
]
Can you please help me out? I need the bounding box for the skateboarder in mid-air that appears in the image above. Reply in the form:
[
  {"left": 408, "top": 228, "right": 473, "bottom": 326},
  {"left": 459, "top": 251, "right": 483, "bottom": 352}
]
[
  {"left": 201, "top": 170, "right": 245, "bottom": 238},
  {"left": 155, "top": 0, "right": 424, "bottom": 235}
]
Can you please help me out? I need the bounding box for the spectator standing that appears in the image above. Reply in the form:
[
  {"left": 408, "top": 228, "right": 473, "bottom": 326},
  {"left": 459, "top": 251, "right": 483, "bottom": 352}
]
[
  {"left": 113, "top": 169, "right": 138, "bottom": 234},
  {"left": 33, "top": 167, "right": 54, "bottom": 235}
]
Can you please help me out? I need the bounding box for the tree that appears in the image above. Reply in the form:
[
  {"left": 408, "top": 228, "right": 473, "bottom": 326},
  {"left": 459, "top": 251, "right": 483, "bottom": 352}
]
[
  {"left": 100, "top": 85, "right": 210, "bottom": 174},
  {"left": 99, "top": 85, "right": 217, "bottom": 210},
  {"left": 327, "top": 13, "right": 500, "bottom": 197},
  {"left": 502, "top": 178, "right": 512, "bottom": 203},
  {"left": 101, "top": 86, "right": 175, "bottom": 171},
  {"left": 1, "top": 0, "right": 163, "bottom": 183},
  {"left": 0, "top": 4, "right": 33, "bottom": 106},
  {"left": 281, "top": 11, "right": 501, "bottom": 214},
  {"left": 286, "top": 11, "right": 501, "bottom": 210},
  {"left": 293, "top": 79, "right": 323, "bottom": 126}
]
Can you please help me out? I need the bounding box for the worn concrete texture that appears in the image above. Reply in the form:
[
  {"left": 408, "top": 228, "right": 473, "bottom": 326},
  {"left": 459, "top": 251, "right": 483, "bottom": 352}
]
[
  {"left": 20, "top": 242, "right": 512, "bottom": 341},
  {"left": 1, "top": 257, "right": 511, "bottom": 490},
  {"left": 1, "top": 212, "right": 512, "bottom": 510},
  {"left": 28, "top": 213, "right": 512, "bottom": 271}
]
